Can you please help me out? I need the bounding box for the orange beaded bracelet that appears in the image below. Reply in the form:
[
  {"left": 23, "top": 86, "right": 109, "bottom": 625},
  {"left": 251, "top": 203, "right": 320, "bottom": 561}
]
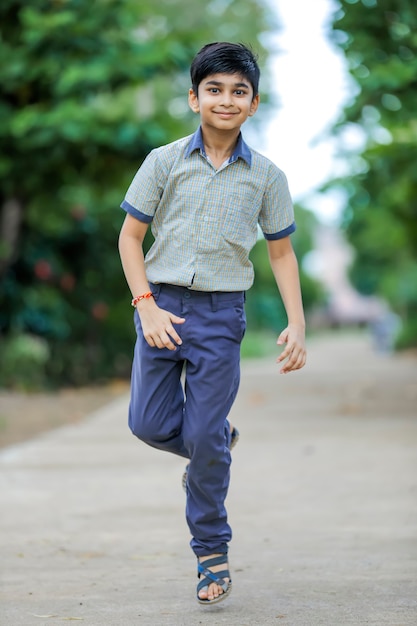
[{"left": 131, "top": 291, "right": 153, "bottom": 307}]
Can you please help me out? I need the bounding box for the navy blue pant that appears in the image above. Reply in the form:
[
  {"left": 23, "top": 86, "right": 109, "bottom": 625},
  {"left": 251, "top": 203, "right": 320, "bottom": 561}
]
[{"left": 128, "top": 283, "right": 246, "bottom": 556}]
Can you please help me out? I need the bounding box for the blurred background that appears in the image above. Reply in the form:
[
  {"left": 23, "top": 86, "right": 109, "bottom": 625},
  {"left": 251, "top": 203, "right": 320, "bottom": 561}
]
[{"left": 0, "top": 0, "right": 416, "bottom": 392}]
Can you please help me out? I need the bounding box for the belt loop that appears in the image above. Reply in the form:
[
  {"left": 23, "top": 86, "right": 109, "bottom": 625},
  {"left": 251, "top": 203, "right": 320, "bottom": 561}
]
[{"left": 211, "top": 292, "right": 218, "bottom": 312}]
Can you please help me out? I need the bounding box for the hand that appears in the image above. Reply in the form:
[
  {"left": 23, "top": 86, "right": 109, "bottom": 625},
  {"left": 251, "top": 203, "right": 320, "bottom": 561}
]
[
  {"left": 276, "top": 324, "right": 306, "bottom": 374},
  {"left": 137, "top": 300, "right": 185, "bottom": 351}
]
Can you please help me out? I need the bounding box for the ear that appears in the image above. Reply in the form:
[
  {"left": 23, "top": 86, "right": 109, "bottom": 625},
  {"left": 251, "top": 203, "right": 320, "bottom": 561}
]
[
  {"left": 188, "top": 88, "right": 200, "bottom": 114},
  {"left": 248, "top": 93, "right": 260, "bottom": 117}
]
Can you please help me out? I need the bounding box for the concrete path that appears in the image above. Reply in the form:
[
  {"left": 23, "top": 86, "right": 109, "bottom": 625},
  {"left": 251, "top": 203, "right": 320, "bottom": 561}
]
[{"left": 1, "top": 332, "right": 416, "bottom": 626}]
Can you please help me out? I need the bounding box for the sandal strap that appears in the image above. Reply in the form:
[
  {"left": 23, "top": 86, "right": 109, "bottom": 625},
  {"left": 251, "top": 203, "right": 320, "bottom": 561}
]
[
  {"left": 198, "top": 555, "right": 227, "bottom": 570},
  {"left": 197, "top": 556, "right": 230, "bottom": 593},
  {"left": 197, "top": 569, "right": 230, "bottom": 593},
  {"left": 230, "top": 427, "right": 239, "bottom": 449}
]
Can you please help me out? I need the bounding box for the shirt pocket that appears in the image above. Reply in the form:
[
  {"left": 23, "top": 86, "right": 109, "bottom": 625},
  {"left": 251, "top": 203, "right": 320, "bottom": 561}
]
[{"left": 221, "top": 193, "right": 258, "bottom": 245}]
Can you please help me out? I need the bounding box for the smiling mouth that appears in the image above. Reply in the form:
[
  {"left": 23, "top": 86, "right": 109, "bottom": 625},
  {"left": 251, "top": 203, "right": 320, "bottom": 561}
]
[{"left": 215, "top": 112, "right": 236, "bottom": 117}]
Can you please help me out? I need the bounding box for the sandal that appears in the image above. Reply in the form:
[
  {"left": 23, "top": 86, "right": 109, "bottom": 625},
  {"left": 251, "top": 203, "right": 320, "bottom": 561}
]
[
  {"left": 182, "top": 426, "right": 239, "bottom": 492},
  {"left": 196, "top": 555, "right": 232, "bottom": 605},
  {"left": 230, "top": 425, "right": 240, "bottom": 451}
]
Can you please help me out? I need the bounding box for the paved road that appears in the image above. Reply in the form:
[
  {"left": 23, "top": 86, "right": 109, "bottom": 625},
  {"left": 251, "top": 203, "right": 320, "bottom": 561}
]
[{"left": 1, "top": 333, "right": 416, "bottom": 625}]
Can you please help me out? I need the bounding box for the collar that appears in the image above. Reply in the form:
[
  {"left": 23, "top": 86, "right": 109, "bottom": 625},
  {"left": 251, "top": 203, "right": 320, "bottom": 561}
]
[{"left": 184, "top": 126, "right": 252, "bottom": 166}]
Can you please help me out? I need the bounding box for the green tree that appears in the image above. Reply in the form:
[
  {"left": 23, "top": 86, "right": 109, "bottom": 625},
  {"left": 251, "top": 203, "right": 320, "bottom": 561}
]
[
  {"left": 328, "top": 0, "right": 417, "bottom": 347},
  {"left": 0, "top": 0, "right": 276, "bottom": 386},
  {"left": 246, "top": 205, "right": 324, "bottom": 332}
]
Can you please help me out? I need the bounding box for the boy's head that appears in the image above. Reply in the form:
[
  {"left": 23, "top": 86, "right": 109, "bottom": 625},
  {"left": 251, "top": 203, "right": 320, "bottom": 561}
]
[{"left": 190, "top": 42, "right": 260, "bottom": 100}]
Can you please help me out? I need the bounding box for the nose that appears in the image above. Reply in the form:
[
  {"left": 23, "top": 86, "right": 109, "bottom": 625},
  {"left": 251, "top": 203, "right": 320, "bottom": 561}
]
[{"left": 220, "top": 90, "right": 233, "bottom": 107}]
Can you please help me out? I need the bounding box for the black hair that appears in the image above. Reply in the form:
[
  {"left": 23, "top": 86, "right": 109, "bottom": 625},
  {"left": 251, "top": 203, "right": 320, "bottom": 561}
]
[{"left": 190, "top": 42, "right": 260, "bottom": 98}]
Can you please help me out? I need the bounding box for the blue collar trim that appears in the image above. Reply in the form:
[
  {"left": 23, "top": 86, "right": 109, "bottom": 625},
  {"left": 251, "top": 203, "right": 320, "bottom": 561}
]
[{"left": 184, "top": 127, "right": 252, "bottom": 166}]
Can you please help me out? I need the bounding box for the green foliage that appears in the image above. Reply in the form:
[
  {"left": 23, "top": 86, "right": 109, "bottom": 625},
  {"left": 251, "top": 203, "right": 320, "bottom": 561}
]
[
  {"left": 246, "top": 205, "right": 324, "bottom": 332},
  {"left": 240, "top": 329, "right": 279, "bottom": 359},
  {"left": 0, "top": 0, "right": 276, "bottom": 387},
  {"left": 395, "top": 313, "right": 417, "bottom": 350},
  {"left": 291, "top": 204, "right": 325, "bottom": 312},
  {"left": 0, "top": 334, "right": 50, "bottom": 389},
  {"left": 328, "top": 0, "right": 417, "bottom": 347}
]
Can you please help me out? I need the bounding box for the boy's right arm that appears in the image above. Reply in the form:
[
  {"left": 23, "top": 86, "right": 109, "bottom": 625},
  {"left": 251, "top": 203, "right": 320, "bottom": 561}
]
[{"left": 118, "top": 214, "right": 185, "bottom": 350}]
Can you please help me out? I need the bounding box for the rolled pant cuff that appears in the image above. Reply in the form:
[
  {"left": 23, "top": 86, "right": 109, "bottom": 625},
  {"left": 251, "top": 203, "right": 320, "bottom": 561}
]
[{"left": 191, "top": 541, "right": 229, "bottom": 557}]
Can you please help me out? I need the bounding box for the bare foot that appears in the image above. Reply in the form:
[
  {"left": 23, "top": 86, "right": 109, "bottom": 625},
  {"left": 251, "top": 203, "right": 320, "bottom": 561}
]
[{"left": 197, "top": 554, "right": 230, "bottom": 602}]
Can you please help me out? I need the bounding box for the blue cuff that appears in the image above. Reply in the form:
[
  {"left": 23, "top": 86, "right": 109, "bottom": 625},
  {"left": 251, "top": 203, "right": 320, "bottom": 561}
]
[
  {"left": 120, "top": 200, "right": 153, "bottom": 223},
  {"left": 263, "top": 221, "right": 296, "bottom": 241}
]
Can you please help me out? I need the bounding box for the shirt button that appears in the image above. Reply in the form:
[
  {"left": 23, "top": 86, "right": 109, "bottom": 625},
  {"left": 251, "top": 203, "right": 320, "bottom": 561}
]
[
  {"left": 184, "top": 291, "right": 191, "bottom": 299},
  {"left": 203, "top": 216, "right": 209, "bottom": 222}
]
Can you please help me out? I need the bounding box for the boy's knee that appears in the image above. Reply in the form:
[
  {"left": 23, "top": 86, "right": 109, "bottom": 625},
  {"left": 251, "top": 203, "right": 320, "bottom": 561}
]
[
  {"left": 129, "top": 408, "right": 181, "bottom": 447},
  {"left": 129, "top": 421, "right": 149, "bottom": 442},
  {"left": 128, "top": 409, "right": 154, "bottom": 442}
]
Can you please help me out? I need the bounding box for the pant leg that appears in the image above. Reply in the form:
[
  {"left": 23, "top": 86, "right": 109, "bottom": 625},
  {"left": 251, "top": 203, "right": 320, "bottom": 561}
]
[
  {"left": 180, "top": 292, "right": 246, "bottom": 556},
  {"left": 128, "top": 283, "right": 246, "bottom": 556},
  {"left": 128, "top": 304, "right": 188, "bottom": 459}
]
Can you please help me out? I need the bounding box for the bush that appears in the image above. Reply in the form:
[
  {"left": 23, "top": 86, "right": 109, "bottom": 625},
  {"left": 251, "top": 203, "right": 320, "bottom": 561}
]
[{"left": 0, "top": 334, "right": 50, "bottom": 390}]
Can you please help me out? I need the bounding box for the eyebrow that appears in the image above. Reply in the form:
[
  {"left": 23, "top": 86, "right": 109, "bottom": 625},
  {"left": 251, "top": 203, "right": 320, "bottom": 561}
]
[{"left": 205, "top": 80, "right": 250, "bottom": 89}]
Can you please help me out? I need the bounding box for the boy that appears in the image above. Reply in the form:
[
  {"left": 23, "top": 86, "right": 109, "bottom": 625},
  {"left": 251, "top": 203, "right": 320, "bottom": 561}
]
[{"left": 118, "top": 42, "right": 306, "bottom": 605}]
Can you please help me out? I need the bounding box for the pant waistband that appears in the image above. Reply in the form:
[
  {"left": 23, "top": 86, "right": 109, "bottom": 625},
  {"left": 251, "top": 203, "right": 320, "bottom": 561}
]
[{"left": 149, "top": 283, "right": 245, "bottom": 312}]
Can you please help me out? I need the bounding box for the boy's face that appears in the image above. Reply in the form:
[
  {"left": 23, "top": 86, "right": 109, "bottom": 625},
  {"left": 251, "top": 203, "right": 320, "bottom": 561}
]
[{"left": 188, "top": 72, "right": 259, "bottom": 132}]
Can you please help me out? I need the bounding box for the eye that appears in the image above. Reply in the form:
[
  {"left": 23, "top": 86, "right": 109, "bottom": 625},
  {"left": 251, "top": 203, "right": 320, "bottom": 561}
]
[{"left": 209, "top": 88, "right": 220, "bottom": 93}]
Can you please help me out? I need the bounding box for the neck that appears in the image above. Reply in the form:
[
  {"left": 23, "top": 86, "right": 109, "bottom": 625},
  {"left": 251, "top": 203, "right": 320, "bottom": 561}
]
[{"left": 200, "top": 125, "right": 240, "bottom": 160}]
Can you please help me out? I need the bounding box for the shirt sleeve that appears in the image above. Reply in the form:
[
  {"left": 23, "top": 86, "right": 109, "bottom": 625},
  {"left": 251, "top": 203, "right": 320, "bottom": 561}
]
[
  {"left": 120, "top": 149, "right": 166, "bottom": 222},
  {"left": 258, "top": 167, "right": 296, "bottom": 240}
]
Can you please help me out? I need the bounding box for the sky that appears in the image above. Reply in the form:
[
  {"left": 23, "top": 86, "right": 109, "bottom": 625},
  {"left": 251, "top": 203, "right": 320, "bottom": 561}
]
[{"left": 248, "top": 0, "right": 354, "bottom": 223}]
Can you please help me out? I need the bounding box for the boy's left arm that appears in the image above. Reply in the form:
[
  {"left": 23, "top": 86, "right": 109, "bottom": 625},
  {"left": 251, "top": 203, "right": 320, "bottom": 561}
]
[{"left": 266, "top": 236, "right": 307, "bottom": 374}]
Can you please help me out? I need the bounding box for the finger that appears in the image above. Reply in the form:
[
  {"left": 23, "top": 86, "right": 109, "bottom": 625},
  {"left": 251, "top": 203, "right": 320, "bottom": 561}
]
[
  {"left": 281, "top": 350, "right": 306, "bottom": 373},
  {"left": 165, "top": 326, "right": 183, "bottom": 346},
  {"left": 277, "top": 332, "right": 288, "bottom": 346},
  {"left": 157, "top": 329, "right": 181, "bottom": 351},
  {"left": 144, "top": 323, "right": 181, "bottom": 350},
  {"left": 286, "top": 350, "right": 304, "bottom": 371},
  {"left": 145, "top": 336, "right": 156, "bottom": 348},
  {"left": 280, "top": 357, "right": 295, "bottom": 374},
  {"left": 170, "top": 314, "right": 186, "bottom": 325},
  {"left": 278, "top": 345, "right": 298, "bottom": 371},
  {"left": 157, "top": 337, "right": 176, "bottom": 351},
  {"left": 144, "top": 330, "right": 170, "bottom": 350},
  {"left": 146, "top": 333, "right": 164, "bottom": 349},
  {"left": 277, "top": 345, "right": 291, "bottom": 362},
  {"left": 281, "top": 358, "right": 299, "bottom": 374}
]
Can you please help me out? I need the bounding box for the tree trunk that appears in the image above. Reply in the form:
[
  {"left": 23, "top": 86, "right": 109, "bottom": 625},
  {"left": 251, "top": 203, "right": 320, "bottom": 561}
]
[{"left": 0, "top": 197, "right": 22, "bottom": 278}]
